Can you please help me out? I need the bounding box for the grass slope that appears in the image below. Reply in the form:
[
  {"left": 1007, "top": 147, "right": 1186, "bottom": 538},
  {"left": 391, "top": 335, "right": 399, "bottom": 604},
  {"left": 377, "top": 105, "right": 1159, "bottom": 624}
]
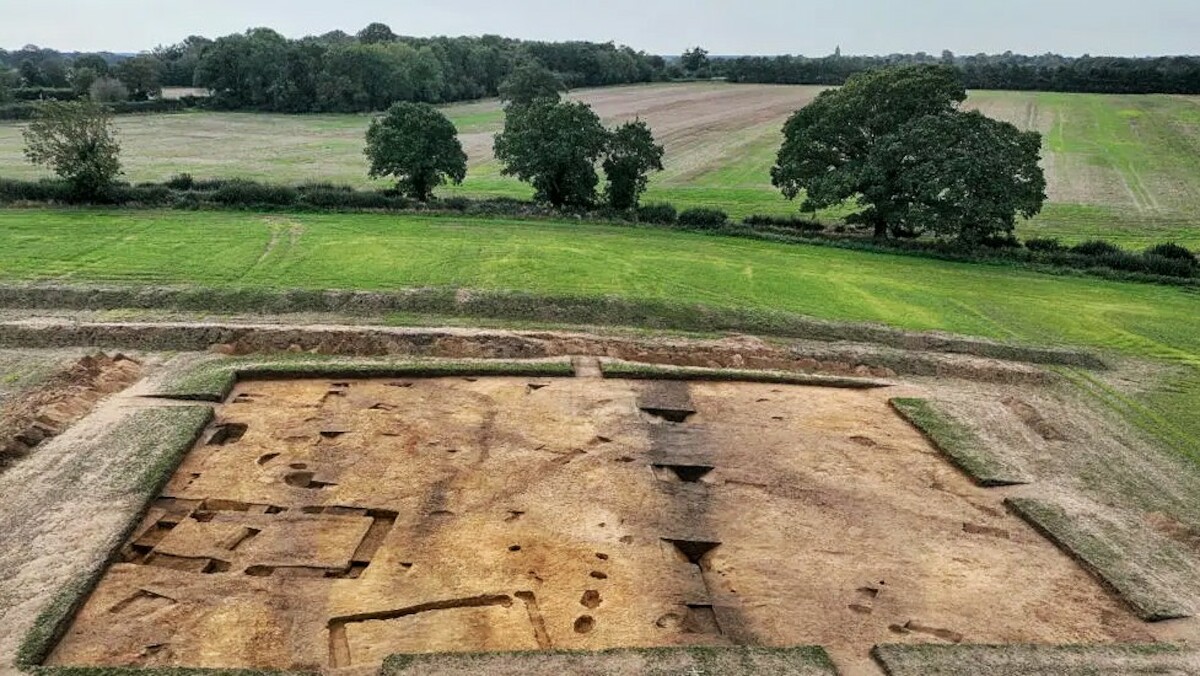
[
  {"left": 889, "top": 398, "right": 1027, "bottom": 486},
  {"left": 3, "top": 85, "right": 1199, "bottom": 240},
  {"left": 0, "top": 208, "right": 1196, "bottom": 462},
  {"left": 382, "top": 646, "right": 837, "bottom": 676},
  {"left": 871, "top": 643, "right": 1194, "bottom": 676}
]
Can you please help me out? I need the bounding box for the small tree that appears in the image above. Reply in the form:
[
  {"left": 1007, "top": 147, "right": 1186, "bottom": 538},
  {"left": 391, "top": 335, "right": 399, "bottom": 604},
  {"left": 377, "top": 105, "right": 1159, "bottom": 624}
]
[
  {"left": 116, "top": 54, "right": 164, "bottom": 100},
  {"left": 603, "top": 120, "right": 664, "bottom": 210},
  {"left": 357, "top": 22, "right": 398, "bottom": 45},
  {"left": 89, "top": 77, "right": 129, "bottom": 103},
  {"left": 498, "top": 62, "right": 566, "bottom": 107},
  {"left": 858, "top": 111, "right": 1046, "bottom": 243},
  {"left": 364, "top": 102, "right": 467, "bottom": 201},
  {"left": 23, "top": 100, "right": 122, "bottom": 200},
  {"left": 681, "top": 47, "right": 710, "bottom": 75},
  {"left": 0, "top": 68, "right": 17, "bottom": 104},
  {"left": 494, "top": 99, "right": 608, "bottom": 208},
  {"left": 69, "top": 66, "right": 100, "bottom": 97}
]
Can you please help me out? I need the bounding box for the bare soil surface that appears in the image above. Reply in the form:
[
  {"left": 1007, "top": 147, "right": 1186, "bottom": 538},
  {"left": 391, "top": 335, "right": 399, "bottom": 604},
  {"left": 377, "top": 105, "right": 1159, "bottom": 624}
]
[
  {"left": 48, "top": 377, "right": 1151, "bottom": 674},
  {"left": 0, "top": 353, "right": 143, "bottom": 470},
  {"left": 0, "top": 354, "right": 179, "bottom": 676}
]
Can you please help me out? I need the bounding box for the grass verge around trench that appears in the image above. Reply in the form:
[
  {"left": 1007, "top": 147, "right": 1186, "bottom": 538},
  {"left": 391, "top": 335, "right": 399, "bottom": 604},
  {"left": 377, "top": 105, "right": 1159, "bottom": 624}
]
[
  {"left": 382, "top": 645, "right": 838, "bottom": 676},
  {"left": 600, "top": 361, "right": 891, "bottom": 388},
  {"left": 871, "top": 642, "right": 1193, "bottom": 676},
  {"left": 17, "top": 406, "right": 214, "bottom": 671},
  {"left": 889, "top": 398, "right": 1028, "bottom": 487},
  {"left": 150, "top": 356, "right": 578, "bottom": 402},
  {"left": 1006, "top": 497, "right": 1196, "bottom": 622}
]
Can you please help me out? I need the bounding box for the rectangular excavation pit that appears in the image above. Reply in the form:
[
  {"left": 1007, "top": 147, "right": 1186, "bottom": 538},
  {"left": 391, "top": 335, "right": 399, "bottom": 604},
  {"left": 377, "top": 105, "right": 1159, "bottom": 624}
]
[{"left": 45, "top": 376, "right": 1156, "bottom": 672}]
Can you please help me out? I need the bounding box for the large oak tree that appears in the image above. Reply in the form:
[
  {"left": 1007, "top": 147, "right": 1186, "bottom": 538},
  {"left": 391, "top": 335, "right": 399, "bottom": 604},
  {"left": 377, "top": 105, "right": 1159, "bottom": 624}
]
[
  {"left": 494, "top": 99, "right": 609, "bottom": 208},
  {"left": 364, "top": 101, "right": 466, "bottom": 201}
]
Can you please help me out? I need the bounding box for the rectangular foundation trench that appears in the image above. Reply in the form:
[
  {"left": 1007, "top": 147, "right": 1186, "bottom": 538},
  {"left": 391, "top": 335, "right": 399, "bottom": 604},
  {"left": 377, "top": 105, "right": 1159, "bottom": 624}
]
[{"left": 46, "top": 377, "right": 1150, "bottom": 670}]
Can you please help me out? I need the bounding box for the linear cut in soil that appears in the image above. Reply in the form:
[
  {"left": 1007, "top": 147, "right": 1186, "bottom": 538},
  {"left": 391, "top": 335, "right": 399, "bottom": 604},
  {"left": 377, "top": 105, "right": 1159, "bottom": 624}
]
[{"left": 46, "top": 377, "right": 1152, "bottom": 671}]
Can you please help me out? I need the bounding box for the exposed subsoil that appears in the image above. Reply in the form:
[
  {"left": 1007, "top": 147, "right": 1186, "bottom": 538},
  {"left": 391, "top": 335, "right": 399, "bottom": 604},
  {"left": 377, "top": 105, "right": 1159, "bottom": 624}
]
[
  {"left": 0, "top": 317, "right": 1066, "bottom": 386},
  {"left": 48, "top": 377, "right": 1152, "bottom": 674},
  {"left": 0, "top": 353, "right": 142, "bottom": 470}
]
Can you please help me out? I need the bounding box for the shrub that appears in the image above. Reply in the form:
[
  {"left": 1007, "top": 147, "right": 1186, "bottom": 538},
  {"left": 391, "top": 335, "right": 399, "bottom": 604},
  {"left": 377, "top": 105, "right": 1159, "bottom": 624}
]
[
  {"left": 1141, "top": 254, "right": 1196, "bottom": 278},
  {"left": 1144, "top": 243, "right": 1198, "bottom": 267},
  {"left": 743, "top": 214, "right": 824, "bottom": 233},
  {"left": 978, "top": 233, "right": 1022, "bottom": 249},
  {"left": 165, "top": 173, "right": 195, "bottom": 190},
  {"left": 637, "top": 203, "right": 677, "bottom": 225},
  {"left": 678, "top": 207, "right": 728, "bottom": 228},
  {"left": 209, "top": 180, "right": 298, "bottom": 207},
  {"left": 300, "top": 188, "right": 402, "bottom": 210},
  {"left": 1071, "top": 240, "right": 1122, "bottom": 257},
  {"left": 1090, "top": 250, "right": 1145, "bottom": 273},
  {"left": 13, "top": 87, "right": 77, "bottom": 101},
  {"left": 111, "top": 183, "right": 173, "bottom": 205},
  {"left": 0, "top": 178, "right": 75, "bottom": 203},
  {"left": 438, "top": 196, "right": 471, "bottom": 211},
  {"left": 1024, "top": 237, "right": 1065, "bottom": 252}
]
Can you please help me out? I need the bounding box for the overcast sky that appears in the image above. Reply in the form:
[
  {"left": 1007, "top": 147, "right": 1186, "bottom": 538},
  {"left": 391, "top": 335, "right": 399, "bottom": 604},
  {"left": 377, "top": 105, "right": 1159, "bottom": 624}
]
[{"left": 3, "top": 0, "right": 1198, "bottom": 56}]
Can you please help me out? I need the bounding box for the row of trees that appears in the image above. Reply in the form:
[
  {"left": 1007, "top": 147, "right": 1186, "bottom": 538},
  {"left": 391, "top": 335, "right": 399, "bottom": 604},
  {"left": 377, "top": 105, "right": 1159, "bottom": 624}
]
[
  {"left": 722, "top": 52, "right": 1200, "bottom": 95},
  {"left": 0, "top": 46, "right": 168, "bottom": 103},
  {"left": 1, "top": 25, "right": 665, "bottom": 111},
  {"left": 21, "top": 63, "right": 667, "bottom": 211},
  {"left": 365, "top": 64, "right": 663, "bottom": 208}
]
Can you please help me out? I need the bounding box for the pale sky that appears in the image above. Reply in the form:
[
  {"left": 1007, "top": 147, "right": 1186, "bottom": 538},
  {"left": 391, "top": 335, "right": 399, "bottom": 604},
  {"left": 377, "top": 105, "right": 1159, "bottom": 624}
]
[{"left": 2, "top": 0, "right": 1197, "bottom": 56}]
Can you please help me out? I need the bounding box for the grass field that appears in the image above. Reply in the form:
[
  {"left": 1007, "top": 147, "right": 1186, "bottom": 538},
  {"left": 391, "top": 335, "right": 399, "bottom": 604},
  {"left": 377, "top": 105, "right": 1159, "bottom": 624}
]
[
  {"left": 0, "top": 208, "right": 1197, "bottom": 461},
  {"left": 2, "top": 83, "right": 1198, "bottom": 246}
]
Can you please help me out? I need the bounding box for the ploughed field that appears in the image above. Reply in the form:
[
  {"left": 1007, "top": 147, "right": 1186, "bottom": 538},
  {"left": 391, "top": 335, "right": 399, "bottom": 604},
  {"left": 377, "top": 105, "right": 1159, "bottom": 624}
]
[{"left": 2, "top": 83, "right": 1200, "bottom": 245}]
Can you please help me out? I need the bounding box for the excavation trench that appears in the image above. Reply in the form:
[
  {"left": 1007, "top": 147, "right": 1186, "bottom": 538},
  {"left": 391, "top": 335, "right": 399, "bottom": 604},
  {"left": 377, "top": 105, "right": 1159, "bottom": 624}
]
[{"left": 47, "top": 376, "right": 1151, "bottom": 671}]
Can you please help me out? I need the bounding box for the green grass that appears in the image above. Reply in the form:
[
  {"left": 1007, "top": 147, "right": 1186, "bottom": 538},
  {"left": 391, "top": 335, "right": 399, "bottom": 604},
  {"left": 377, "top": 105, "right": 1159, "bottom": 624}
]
[
  {"left": 0, "top": 208, "right": 1197, "bottom": 461},
  {"left": 889, "top": 398, "right": 1028, "bottom": 486},
  {"left": 152, "top": 355, "right": 576, "bottom": 401},
  {"left": 382, "top": 646, "right": 837, "bottom": 676},
  {"left": 602, "top": 362, "right": 889, "bottom": 388},
  {"left": 1005, "top": 497, "right": 1197, "bottom": 622},
  {"left": 871, "top": 643, "right": 1190, "bottom": 676},
  {"left": 4, "top": 85, "right": 1198, "bottom": 237}
]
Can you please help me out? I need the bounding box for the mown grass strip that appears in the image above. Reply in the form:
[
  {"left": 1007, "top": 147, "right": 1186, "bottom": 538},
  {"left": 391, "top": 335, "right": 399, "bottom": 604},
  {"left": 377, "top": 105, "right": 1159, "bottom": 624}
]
[
  {"left": 17, "top": 406, "right": 214, "bottom": 671},
  {"left": 871, "top": 642, "right": 1191, "bottom": 676},
  {"left": 1006, "top": 497, "right": 1195, "bottom": 622},
  {"left": 383, "top": 646, "right": 838, "bottom": 676},
  {"left": 602, "top": 361, "right": 892, "bottom": 388},
  {"left": 889, "top": 398, "right": 1028, "bottom": 487},
  {"left": 150, "top": 355, "right": 577, "bottom": 402}
]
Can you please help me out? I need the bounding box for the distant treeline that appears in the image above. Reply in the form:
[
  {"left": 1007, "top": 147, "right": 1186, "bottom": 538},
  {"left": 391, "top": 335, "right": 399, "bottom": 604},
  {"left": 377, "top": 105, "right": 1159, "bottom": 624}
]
[
  {"left": 1, "top": 24, "right": 666, "bottom": 113},
  {"left": 722, "top": 52, "right": 1200, "bottom": 94}
]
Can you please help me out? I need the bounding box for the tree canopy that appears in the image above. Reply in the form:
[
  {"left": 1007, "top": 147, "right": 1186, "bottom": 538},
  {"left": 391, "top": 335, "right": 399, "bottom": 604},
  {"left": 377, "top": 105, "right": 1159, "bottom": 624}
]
[
  {"left": 603, "top": 120, "right": 665, "bottom": 210},
  {"left": 498, "top": 61, "right": 567, "bottom": 107},
  {"left": 857, "top": 111, "right": 1046, "bottom": 242},
  {"left": 364, "top": 101, "right": 467, "bottom": 201},
  {"left": 22, "top": 100, "right": 121, "bottom": 199},
  {"left": 681, "top": 47, "right": 710, "bottom": 75},
  {"left": 494, "top": 99, "right": 610, "bottom": 208},
  {"left": 773, "top": 65, "right": 1045, "bottom": 241}
]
